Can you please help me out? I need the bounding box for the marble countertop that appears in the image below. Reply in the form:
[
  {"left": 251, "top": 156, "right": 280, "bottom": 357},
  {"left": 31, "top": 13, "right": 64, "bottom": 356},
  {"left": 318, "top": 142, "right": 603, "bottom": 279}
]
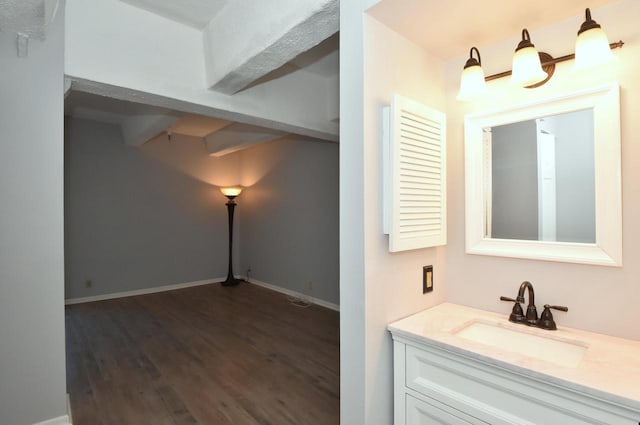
[{"left": 388, "top": 302, "right": 640, "bottom": 411}]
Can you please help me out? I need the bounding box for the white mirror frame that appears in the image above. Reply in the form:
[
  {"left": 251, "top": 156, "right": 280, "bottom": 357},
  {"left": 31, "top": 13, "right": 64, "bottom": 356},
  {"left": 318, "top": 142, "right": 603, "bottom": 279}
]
[{"left": 464, "top": 83, "right": 621, "bottom": 266}]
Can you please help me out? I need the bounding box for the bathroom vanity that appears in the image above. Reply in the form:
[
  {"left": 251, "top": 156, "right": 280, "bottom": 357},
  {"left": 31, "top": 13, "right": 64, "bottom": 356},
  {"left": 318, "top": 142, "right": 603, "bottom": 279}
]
[{"left": 388, "top": 303, "right": 640, "bottom": 424}]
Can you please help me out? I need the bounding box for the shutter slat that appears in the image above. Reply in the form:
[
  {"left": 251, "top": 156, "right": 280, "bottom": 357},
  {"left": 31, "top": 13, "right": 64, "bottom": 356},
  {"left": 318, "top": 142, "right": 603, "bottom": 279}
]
[{"left": 399, "top": 143, "right": 442, "bottom": 158}]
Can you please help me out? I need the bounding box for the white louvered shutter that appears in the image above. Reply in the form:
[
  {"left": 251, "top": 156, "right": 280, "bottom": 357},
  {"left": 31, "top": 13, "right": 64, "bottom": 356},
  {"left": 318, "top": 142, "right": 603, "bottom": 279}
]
[{"left": 383, "top": 94, "right": 447, "bottom": 252}]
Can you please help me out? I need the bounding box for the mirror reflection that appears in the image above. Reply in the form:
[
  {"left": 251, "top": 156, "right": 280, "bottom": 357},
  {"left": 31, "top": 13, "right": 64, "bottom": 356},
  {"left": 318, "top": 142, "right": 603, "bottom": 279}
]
[{"left": 484, "top": 109, "right": 595, "bottom": 243}]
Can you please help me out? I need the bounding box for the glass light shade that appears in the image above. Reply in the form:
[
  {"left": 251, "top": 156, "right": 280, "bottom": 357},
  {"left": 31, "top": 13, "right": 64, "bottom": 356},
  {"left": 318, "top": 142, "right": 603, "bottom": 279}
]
[
  {"left": 220, "top": 187, "right": 242, "bottom": 197},
  {"left": 510, "top": 46, "right": 548, "bottom": 87},
  {"left": 457, "top": 64, "right": 487, "bottom": 101},
  {"left": 574, "top": 27, "right": 614, "bottom": 71}
]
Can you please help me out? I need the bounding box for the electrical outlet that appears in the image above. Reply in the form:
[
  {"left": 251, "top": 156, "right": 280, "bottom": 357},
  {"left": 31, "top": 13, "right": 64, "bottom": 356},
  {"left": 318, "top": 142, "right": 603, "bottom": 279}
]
[
  {"left": 423, "top": 266, "right": 433, "bottom": 294},
  {"left": 308, "top": 281, "right": 313, "bottom": 291},
  {"left": 85, "top": 279, "right": 93, "bottom": 289}
]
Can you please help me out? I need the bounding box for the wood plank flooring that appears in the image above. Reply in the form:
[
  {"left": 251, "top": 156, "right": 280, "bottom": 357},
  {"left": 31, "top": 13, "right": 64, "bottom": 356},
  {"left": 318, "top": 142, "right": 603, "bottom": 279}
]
[{"left": 65, "top": 282, "right": 339, "bottom": 425}]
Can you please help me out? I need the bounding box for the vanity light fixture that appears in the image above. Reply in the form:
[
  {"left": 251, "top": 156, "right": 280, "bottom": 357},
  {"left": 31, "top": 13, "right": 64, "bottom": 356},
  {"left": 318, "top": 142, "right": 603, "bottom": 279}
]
[
  {"left": 456, "top": 8, "right": 623, "bottom": 101},
  {"left": 574, "top": 8, "right": 615, "bottom": 71},
  {"left": 510, "top": 29, "right": 548, "bottom": 87},
  {"left": 457, "top": 47, "right": 488, "bottom": 101}
]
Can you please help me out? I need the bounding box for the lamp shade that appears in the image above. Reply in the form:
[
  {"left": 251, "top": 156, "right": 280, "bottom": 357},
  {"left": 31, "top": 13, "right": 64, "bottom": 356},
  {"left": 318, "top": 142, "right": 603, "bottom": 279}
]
[
  {"left": 574, "top": 8, "right": 614, "bottom": 71},
  {"left": 220, "top": 186, "right": 242, "bottom": 198},
  {"left": 510, "top": 29, "right": 547, "bottom": 87},
  {"left": 457, "top": 47, "right": 488, "bottom": 101}
]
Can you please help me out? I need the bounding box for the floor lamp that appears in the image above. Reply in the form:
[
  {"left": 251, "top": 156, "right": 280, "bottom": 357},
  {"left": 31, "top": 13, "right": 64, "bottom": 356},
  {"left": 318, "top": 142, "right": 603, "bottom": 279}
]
[{"left": 220, "top": 187, "right": 242, "bottom": 286}]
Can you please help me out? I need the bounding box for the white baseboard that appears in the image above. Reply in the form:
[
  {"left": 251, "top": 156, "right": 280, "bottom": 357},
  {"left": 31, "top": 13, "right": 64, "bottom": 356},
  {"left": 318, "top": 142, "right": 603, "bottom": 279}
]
[
  {"left": 33, "top": 414, "right": 71, "bottom": 425},
  {"left": 64, "top": 278, "right": 223, "bottom": 305},
  {"left": 65, "top": 276, "right": 340, "bottom": 311},
  {"left": 244, "top": 277, "right": 340, "bottom": 311},
  {"left": 32, "top": 393, "right": 73, "bottom": 424},
  {"left": 67, "top": 393, "right": 72, "bottom": 424}
]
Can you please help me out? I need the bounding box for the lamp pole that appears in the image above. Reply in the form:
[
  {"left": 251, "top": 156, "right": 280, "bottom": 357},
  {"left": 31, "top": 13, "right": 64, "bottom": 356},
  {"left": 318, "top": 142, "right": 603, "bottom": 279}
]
[{"left": 220, "top": 187, "right": 242, "bottom": 286}]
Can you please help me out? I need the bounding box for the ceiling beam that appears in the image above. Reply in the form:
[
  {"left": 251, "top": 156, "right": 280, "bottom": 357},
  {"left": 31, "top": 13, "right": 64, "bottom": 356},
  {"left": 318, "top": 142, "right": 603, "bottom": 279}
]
[
  {"left": 65, "top": 0, "right": 338, "bottom": 142},
  {"left": 205, "top": 123, "right": 286, "bottom": 157},
  {"left": 121, "top": 114, "right": 179, "bottom": 147},
  {"left": 203, "top": 0, "right": 338, "bottom": 94}
]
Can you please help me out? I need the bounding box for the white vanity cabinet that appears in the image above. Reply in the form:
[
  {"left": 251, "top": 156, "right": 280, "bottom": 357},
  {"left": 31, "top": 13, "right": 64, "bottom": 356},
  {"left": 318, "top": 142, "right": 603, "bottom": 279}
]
[
  {"left": 405, "top": 392, "right": 486, "bottom": 425},
  {"left": 389, "top": 304, "right": 640, "bottom": 425}
]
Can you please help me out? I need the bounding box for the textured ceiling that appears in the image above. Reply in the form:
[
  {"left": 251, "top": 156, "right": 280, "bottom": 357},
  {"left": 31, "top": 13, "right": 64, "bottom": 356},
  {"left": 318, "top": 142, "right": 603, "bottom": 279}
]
[
  {"left": 367, "top": 0, "right": 617, "bottom": 60},
  {"left": 0, "top": 0, "right": 59, "bottom": 39},
  {"left": 120, "top": 0, "right": 228, "bottom": 29}
]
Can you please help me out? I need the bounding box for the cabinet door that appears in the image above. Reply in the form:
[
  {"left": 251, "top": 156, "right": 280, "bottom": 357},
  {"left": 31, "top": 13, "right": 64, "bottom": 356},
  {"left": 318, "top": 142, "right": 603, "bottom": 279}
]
[
  {"left": 407, "top": 394, "right": 488, "bottom": 425},
  {"left": 382, "top": 93, "right": 447, "bottom": 252}
]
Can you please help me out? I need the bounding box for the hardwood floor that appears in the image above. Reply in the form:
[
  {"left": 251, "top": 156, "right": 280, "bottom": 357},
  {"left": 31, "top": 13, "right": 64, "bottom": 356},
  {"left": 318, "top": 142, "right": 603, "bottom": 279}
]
[{"left": 65, "top": 282, "right": 340, "bottom": 425}]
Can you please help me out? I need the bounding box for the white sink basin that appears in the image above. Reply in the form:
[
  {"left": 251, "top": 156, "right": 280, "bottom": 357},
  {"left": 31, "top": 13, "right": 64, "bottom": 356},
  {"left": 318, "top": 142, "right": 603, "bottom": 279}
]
[{"left": 454, "top": 320, "right": 588, "bottom": 368}]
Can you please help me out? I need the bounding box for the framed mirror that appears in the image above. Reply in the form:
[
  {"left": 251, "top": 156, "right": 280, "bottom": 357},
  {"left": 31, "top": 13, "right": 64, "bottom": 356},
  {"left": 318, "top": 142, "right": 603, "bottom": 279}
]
[{"left": 464, "top": 83, "right": 621, "bottom": 266}]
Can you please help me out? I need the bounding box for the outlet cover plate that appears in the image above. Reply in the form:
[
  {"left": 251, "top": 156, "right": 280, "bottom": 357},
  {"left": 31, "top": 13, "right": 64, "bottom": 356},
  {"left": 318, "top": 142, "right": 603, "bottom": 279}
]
[{"left": 423, "top": 266, "right": 433, "bottom": 294}]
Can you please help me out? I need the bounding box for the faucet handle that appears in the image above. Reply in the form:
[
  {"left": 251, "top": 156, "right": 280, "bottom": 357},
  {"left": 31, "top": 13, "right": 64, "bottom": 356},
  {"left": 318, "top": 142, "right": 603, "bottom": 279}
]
[
  {"left": 500, "top": 296, "right": 526, "bottom": 323},
  {"left": 500, "top": 296, "right": 517, "bottom": 302},
  {"left": 546, "top": 304, "right": 568, "bottom": 312},
  {"left": 538, "top": 304, "right": 568, "bottom": 330}
]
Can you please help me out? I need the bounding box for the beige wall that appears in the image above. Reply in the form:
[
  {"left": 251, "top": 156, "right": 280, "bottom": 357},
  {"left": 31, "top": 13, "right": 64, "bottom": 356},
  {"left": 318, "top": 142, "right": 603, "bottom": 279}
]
[
  {"left": 340, "top": 2, "right": 447, "bottom": 421},
  {"left": 443, "top": 0, "right": 640, "bottom": 340},
  {"left": 363, "top": 14, "right": 448, "bottom": 425}
]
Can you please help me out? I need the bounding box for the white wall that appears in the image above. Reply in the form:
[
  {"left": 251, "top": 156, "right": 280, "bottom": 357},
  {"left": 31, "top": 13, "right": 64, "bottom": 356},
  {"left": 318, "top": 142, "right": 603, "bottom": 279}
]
[
  {"left": 0, "top": 4, "right": 68, "bottom": 425},
  {"left": 339, "top": 1, "right": 367, "bottom": 422},
  {"left": 238, "top": 138, "right": 339, "bottom": 305},
  {"left": 64, "top": 118, "right": 241, "bottom": 299},
  {"left": 340, "top": 1, "right": 447, "bottom": 422},
  {"left": 444, "top": 0, "right": 640, "bottom": 340},
  {"left": 363, "top": 16, "right": 447, "bottom": 425}
]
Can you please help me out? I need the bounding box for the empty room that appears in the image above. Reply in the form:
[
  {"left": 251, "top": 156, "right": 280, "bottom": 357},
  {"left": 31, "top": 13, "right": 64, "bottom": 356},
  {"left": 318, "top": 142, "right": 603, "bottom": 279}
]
[
  {"left": 61, "top": 1, "right": 340, "bottom": 423},
  {"left": 2, "top": 0, "right": 339, "bottom": 424}
]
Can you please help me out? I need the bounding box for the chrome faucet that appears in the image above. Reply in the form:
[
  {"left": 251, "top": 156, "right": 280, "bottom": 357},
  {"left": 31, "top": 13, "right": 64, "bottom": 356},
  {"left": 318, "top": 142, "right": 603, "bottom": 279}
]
[{"left": 500, "top": 281, "right": 568, "bottom": 330}]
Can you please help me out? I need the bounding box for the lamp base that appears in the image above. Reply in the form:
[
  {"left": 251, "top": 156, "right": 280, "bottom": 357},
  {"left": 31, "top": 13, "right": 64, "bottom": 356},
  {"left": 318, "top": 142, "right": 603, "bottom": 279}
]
[{"left": 221, "top": 276, "right": 241, "bottom": 287}]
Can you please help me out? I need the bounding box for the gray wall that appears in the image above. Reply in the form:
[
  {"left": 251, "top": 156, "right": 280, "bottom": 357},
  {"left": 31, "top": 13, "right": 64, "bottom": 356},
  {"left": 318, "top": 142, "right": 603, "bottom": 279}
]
[
  {"left": 491, "top": 120, "right": 539, "bottom": 240},
  {"left": 239, "top": 138, "right": 340, "bottom": 305},
  {"left": 65, "top": 122, "right": 339, "bottom": 306},
  {"left": 545, "top": 110, "right": 595, "bottom": 243},
  {"left": 65, "top": 118, "right": 235, "bottom": 299},
  {"left": 0, "top": 6, "right": 68, "bottom": 425}
]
